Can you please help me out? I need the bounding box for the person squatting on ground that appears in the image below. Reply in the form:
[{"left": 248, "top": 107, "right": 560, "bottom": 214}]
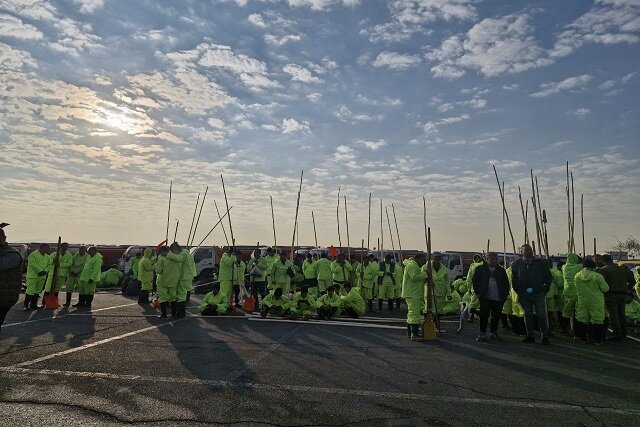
[
  {"left": 260, "top": 287, "right": 290, "bottom": 318},
  {"left": 473, "top": 252, "right": 510, "bottom": 342},
  {"left": 511, "top": 244, "right": 552, "bottom": 345},
  {"left": 316, "top": 285, "right": 342, "bottom": 320},
  {"left": 0, "top": 226, "right": 23, "bottom": 333},
  {"left": 574, "top": 258, "right": 609, "bottom": 344},
  {"left": 198, "top": 282, "right": 229, "bottom": 316},
  {"left": 289, "top": 286, "right": 316, "bottom": 320},
  {"left": 341, "top": 282, "right": 366, "bottom": 318}
]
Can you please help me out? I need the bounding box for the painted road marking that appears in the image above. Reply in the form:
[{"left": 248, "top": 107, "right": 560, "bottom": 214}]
[
  {"left": 0, "top": 366, "right": 638, "bottom": 416},
  {"left": 11, "top": 317, "right": 192, "bottom": 368},
  {"left": 3, "top": 303, "right": 139, "bottom": 328}
]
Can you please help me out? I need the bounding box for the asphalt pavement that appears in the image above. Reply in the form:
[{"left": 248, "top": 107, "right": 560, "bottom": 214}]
[{"left": 1, "top": 290, "right": 639, "bottom": 426}]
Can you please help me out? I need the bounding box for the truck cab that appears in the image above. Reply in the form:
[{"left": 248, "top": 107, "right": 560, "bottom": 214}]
[
  {"left": 118, "top": 245, "right": 156, "bottom": 273},
  {"left": 190, "top": 246, "right": 216, "bottom": 279}
]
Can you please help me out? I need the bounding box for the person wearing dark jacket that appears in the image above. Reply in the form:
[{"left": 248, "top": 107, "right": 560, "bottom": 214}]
[
  {"left": 0, "top": 225, "right": 23, "bottom": 333},
  {"left": 511, "top": 244, "right": 553, "bottom": 345},
  {"left": 598, "top": 254, "right": 635, "bottom": 341},
  {"left": 473, "top": 252, "right": 510, "bottom": 342}
]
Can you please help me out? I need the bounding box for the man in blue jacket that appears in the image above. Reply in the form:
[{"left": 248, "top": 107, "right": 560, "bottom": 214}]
[{"left": 511, "top": 244, "right": 552, "bottom": 345}]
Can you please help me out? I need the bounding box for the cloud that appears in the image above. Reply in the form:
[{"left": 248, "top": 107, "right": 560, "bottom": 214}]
[
  {"left": 72, "top": 0, "right": 106, "bottom": 14},
  {"left": 94, "top": 74, "right": 111, "bottom": 85},
  {"left": 530, "top": 74, "right": 593, "bottom": 98},
  {"left": 264, "top": 34, "right": 303, "bottom": 46},
  {"left": 426, "top": 14, "right": 552, "bottom": 79},
  {"left": 283, "top": 63, "right": 323, "bottom": 83},
  {"left": 286, "top": 0, "right": 360, "bottom": 11},
  {"left": 356, "top": 94, "right": 402, "bottom": 107},
  {"left": 552, "top": 140, "right": 573, "bottom": 147},
  {"left": 362, "top": 0, "right": 476, "bottom": 43},
  {"left": 572, "top": 108, "right": 591, "bottom": 118},
  {"left": 372, "top": 51, "right": 421, "bottom": 70},
  {"left": 333, "top": 145, "right": 358, "bottom": 168},
  {"left": 488, "top": 159, "right": 525, "bottom": 169},
  {"left": 281, "top": 117, "right": 310, "bottom": 133},
  {"left": 307, "top": 92, "right": 322, "bottom": 102},
  {"left": 333, "top": 106, "right": 382, "bottom": 123},
  {"left": 0, "top": 13, "right": 43, "bottom": 39},
  {"left": 421, "top": 113, "right": 470, "bottom": 135},
  {"left": 354, "top": 139, "right": 387, "bottom": 150}
]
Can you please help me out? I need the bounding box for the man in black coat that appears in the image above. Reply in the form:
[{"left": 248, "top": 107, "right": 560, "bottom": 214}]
[
  {"left": 472, "top": 252, "right": 510, "bottom": 341},
  {"left": 0, "top": 225, "right": 24, "bottom": 333}
]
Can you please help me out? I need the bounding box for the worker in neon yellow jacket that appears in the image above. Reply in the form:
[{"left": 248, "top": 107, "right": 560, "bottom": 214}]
[
  {"left": 77, "top": 246, "right": 102, "bottom": 308},
  {"left": 341, "top": 282, "right": 366, "bottom": 318},
  {"left": 155, "top": 246, "right": 179, "bottom": 318},
  {"left": 45, "top": 242, "right": 73, "bottom": 297},
  {"left": 24, "top": 243, "right": 51, "bottom": 310},
  {"left": 218, "top": 248, "right": 236, "bottom": 302},
  {"left": 401, "top": 253, "right": 427, "bottom": 341},
  {"left": 316, "top": 285, "right": 342, "bottom": 319},
  {"left": 260, "top": 287, "right": 290, "bottom": 318},
  {"left": 357, "top": 255, "right": 378, "bottom": 312},
  {"left": 315, "top": 253, "right": 332, "bottom": 295},
  {"left": 199, "top": 282, "right": 228, "bottom": 315},
  {"left": 66, "top": 246, "right": 89, "bottom": 307},
  {"left": 137, "top": 248, "right": 155, "bottom": 305},
  {"left": 289, "top": 287, "right": 316, "bottom": 320},
  {"left": 574, "top": 259, "right": 609, "bottom": 344}
]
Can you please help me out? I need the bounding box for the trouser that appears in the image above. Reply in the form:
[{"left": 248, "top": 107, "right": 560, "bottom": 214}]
[
  {"left": 220, "top": 280, "right": 233, "bottom": 302},
  {"left": 333, "top": 281, "right": 346, "bottom": 293},
  {"left": 575, "top": 320, "right": 607, "bottom": 343},
  {"left": 45, "top": 276, "right": 66, "bottom": 293},
  {"left": 479, "top": 298, "right": 503, "bottom": 334},
  {"left": 519, "top": 293, "right": 549, "bottom": 338},
  {"left": 405, "top": 297, "right": 423, "bottom": 325},
  {"left": 562, "top": 295, "right": 577, "bottom": 319},
  {"left": 233, "top": 284, "right": 240, "bottom": 305},
  {"left": 66, "top": 276, "right": 80, "bottom": 293},
  {"left": 360, "top": 286, "right": 373, "bottom": 300},
  {"left": 26, "top": 277, "right": 46, "bottom": 296},
  {"left": 157, "top": 285, "right": 177, "bottom": 303},
  {"left": 138, "top": 290, "right": 150, "bottom": 304},
  {"left": 0, "top": 306, "right": 10, "bottom": 330},
  {"left": 201, "top": 306, "right": 219, "bottom": 316},
  {"left": 253, "top": 281, "right": 267, "bottom": 300},
  {"left": 318, "top": 306, "right": 338, "bottom": 319},
  {"left": 317, "top": 279, "right": 330, "bottom": 294},
  {"left": 344, "top": 307, "right": 359, "bottom": 318},
  {"left": 262, "top": 305, "right": 286, "bottom": 317},
  {"left": 605, "top": 293, "right": 628, "bottom": 338}
]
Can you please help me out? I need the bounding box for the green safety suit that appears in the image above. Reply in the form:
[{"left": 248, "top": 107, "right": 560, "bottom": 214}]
[
  {"left": 271, "top": 259, "right": 293, "bottom": 293},
  {"left": 155, "top": 254, "right": 179, "bottom": 303},
  {"left": 45, "top": 250, "right": 73, "bottom": 293},
  {"left": 264, "top": 253, "right": 279, "bottom": 289},
  {"left": 166, "top": 250, "right": 195, "bottom": 302},
  {"left": 401, "top": 259, "right": 427, "bottom": 325},
  {"left": 331, "top": 260, "right": 352, "bottom": 290},
  {"left": 131, "top": 256, "right": 141, "bottom": 279},
  {"left": 464, "top": 261, "right": 482, "bottom": 311},
  {"left": 315, "top": 292, "right": 342, "bottom": 317},
  {"left": 551, "top": 267, "right": 565, "bottom": 312},
  {"left": 394, "top": 262, "right": 403, "bottom": 298},
  {"left": 377, "top": 261, "right": 396, "bottom": 300},
  {"left": 218, "top": 252, "right": 236, "bottom": 299},
  {"left": 102, "top": 268, "right": 123, "bottom": 287},
  {"left": 261, "top": 293, "right": 290, "bottom": 316},
  {"left": 26, "top": 250, "right": 51, "bottom": 296},
  {"left": 79, "top": 253, "right": 103, "bottom": 295},
  {"left": 67, "top": 252, "right": 89, "bottom": 293},
  {"left": 248, "top": 256, "right": 269, "bottom": 283},
  {"left": 341, "top": 287, "right": 366, "bottom": 317},
  {"left": 356, "top": 261, "right": 378, "bottom": 300},
  {"left": 233, "top": 259, "right": 246, "bottom": 287},
  {"left": 289, "top": 291, "right": 316, "bottom": 317},
  {"left": 562, "top": 253, "right": 582, "bottom": 318},
  {"left": 198, "top": 290, "right": 228, "bottom": 314},
  {"left": 350, "top": 260, "right": 360, "bottom": 286},
  {"left": 625, "top": 299, "right": 640, "bottom": 322},
  {"left": 574, "top": 268, "right": 609, "bottom": 325},
  {"left": 138, "top": 248, "right": 155, "bottom": 291},
  {"left": 315, "top": 258, "right": 332, "bottom": 293},
  {"left": 424, "top": 262, "right": 451, "bottom": 314}
]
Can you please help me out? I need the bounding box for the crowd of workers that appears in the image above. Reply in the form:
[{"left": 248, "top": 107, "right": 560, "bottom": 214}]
[{"left": 1, "top": 223, "right": 639, "bottom": 344}]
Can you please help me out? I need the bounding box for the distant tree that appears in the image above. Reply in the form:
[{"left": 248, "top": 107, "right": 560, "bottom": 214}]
[{"left": 611, "top": 236, "right": 640, "bottom": 258}]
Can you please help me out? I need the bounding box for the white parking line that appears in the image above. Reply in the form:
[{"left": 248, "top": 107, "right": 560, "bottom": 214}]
[
  {"left": 1, "top": 366, "right": 638, "bottom": 416},
  {"left": 2, "top": 303, "right": 139, "bottom": 328},
  {"left": 11, "top": 317, "right": 192, "bottom": 368}
]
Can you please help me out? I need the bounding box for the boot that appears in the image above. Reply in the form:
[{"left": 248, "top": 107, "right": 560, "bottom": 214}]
[
  {"left": 63, "top": 293, "right": 72, "bottom": 307},
  {"left": 23, "top": 294, "right": 33, "bottom": 310},
  {"left": 574, "top": 320, "right": 587, "bottom": 342},
  {"left": 411, "top": 325, "right": 423, "bottom": 341},
  {"left": 396, "top": 298, "right": 401, "bottom": 310},
  {"left": 406, "top": 324, "right": 412, "bottom": 338},
  {"left": 378, "top": 299, "right": 383, "bottom": 311},
  {"left": 388, "top": 299, "right": 394, "bottom": 311},
  {"left": 159, "top": 302, "right": 168, "bottom": 319},
  {"left": 72, "top": 295, "right": 83, "bottom": 308},
  {"left": 85, "top": 295, "right": 93, "bottom": 308},
  {"left": 367, "top": 299, "right": 373, "bottom": 313},
  {"left": 501, "top": 313, "right": 510, "bottom": 330},
  {"left": 30, "top": 295, "right": 40, "bottom": 310},
  {"left": 176, "top": 301, "right": 186, "bottom": 318},
  {"left": 170, "top": 301, "right": 177, "bottom": 317},
  {"left": 594, "top": 324, "right": 607, "bottom": 344}
]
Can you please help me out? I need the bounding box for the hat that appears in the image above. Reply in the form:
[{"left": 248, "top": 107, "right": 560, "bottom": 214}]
[{"left": 0, "top": 223, "right": 9, "bottom": 228}]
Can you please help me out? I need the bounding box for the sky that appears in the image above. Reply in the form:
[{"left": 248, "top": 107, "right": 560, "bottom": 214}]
[{"left": 1, "top": 0, "right": 639, "bottom": 255}]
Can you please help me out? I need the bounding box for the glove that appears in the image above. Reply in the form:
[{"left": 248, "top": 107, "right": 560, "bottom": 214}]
[
  {"left": 38, "top": 271, "right": 47, "bottom": 277},
  {"left": 526, "top": 287, "right": 533, "bottom": 294}
]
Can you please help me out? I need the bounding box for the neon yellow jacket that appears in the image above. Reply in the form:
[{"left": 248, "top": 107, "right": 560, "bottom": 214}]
[
  {"left": 401, "top": 259, "right": 426, "bottom": 299},
  {"left": 198, "top": 291, "right": 228, "bottom": 314},
  {"left": 341, "top": 288, "right": 365, "bottom": 315}
]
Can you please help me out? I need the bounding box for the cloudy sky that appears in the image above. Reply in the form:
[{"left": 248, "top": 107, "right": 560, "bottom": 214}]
[{"left": 1, "top": 0, "right": 639, "bottom": 254}]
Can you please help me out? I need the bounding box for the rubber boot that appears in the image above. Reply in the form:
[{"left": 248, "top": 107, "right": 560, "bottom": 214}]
[
  {"left": 72, "top": 295, "right": 83, "bottom": 308},
  {"left": 378, "top": 299, "right": 383, "bottom": 311},
  {"left": 63, "top": 293, "right": 72, "bottom": 307},
  {"left": 186, "top": 291, "right": 191, "bottom": 302},
  {"left": 177, "top": 301, "right": 186, "bottom": 318},
  {"left": 574, "top": 320, "right": 587, "bottom": 342},
  {"left": 30, "top": 295, "right": 40, "bottom": 310},
  {"left": 388, "top": 299, "right": 394, "bottom": 311},
  {"left": 411, "top": 325, "right": 423, "bottom": 341},
  {"left": 594, "top": 324, "right": 606, "bottom": 345},
  {"left": 396, "top": 298, "right": 401, "bottom": 310},
  {"left": 170, "top": 301, "right": 177, "bottom": 317},
  {"left": 406, "top": 324, "right": 412, "bottom": 338},
  {"left": 85, "top": 295, "right": 93, "bottom": 308},
  {"left": 159, "top": 302, "right": 168, "bottom": 319},
  {"left": 367, "top": 299, "right": 373, "bottom": 313},
  {"left": 500, "top": 313, "right": 510, "bottom": 330},
  {"left": 23, "top": 294, "right": 32, "bottom": 310}
]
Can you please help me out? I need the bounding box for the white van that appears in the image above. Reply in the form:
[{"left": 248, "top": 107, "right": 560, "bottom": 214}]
[{"left": 191, "top": 246, "right": 216, "bottom": 279}]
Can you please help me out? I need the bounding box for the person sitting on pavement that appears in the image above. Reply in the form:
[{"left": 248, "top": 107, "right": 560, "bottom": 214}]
[
  {"left": 316, "top": 285, "right": 342, "bottom": 320},
  {"left": 289, "top": 286, "right": 316, "bottom": 320},
  {"left": 198, "top": 283, "right": 229, "bottom": 316},
  {"left": 260, "top": 287, "right": 290, "bottom": 318},
  {"left": 341, "top": 282, "right": 366, "bottom": 318}
]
